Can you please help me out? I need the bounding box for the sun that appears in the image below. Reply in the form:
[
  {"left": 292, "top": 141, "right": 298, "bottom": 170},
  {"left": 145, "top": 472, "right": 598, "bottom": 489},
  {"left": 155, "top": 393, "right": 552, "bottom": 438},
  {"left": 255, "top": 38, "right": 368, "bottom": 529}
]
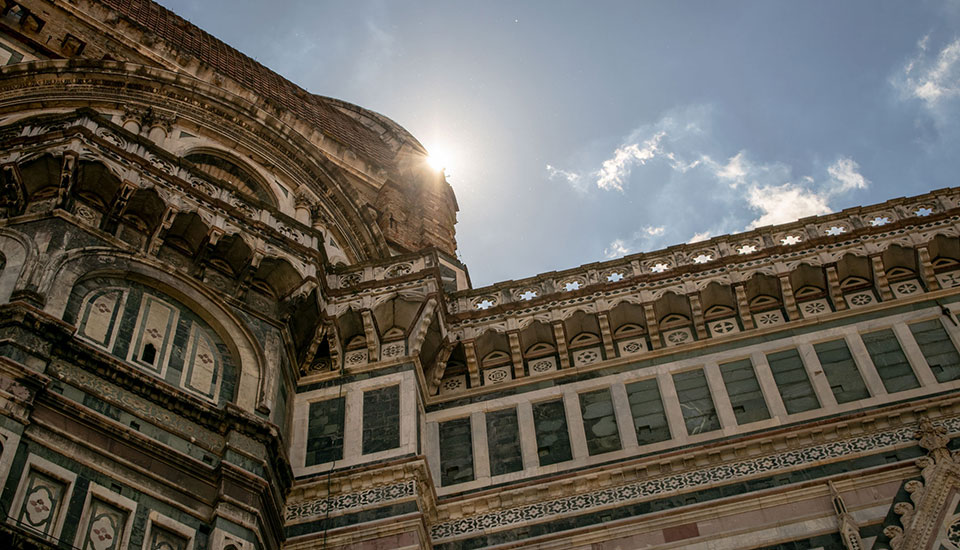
[{"left": 425, "top": 145, "right": 454, "bottom": 173}]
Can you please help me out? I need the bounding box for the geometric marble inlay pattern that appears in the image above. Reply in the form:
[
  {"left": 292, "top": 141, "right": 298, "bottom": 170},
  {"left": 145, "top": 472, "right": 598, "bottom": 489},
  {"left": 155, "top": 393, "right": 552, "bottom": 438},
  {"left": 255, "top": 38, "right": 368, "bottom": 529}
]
[
  {"left": 429, "top": 416, "right": 960, "bottom": 541},
  {"left": 285, "top": 480, "right": 416, "bottom": 523}
]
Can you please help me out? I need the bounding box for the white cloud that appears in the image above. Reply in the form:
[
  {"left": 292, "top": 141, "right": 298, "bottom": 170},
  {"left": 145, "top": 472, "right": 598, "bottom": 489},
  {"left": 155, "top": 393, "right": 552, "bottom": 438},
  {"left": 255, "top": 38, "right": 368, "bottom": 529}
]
[
  {"left": 604, "top": 239, "right": 631, "bottom": 259},
  {"left": 826, "top": 157, "right": 869, "bottom": 193},
  {"left": 596, "top": 131, "right": 666, "bottom": 191},
  {"left": 715, "top": 151, "right": 748, "bottom": 186},
  {"left": 897, "top": 36, "right": 960, "bottom": 109},
  {"left": 546, "top": 164, "right": 586, "bottom": 192},
  {"left": 645, "top": 225, "right": 665, "bottom": 236},
  {"left": 746, "top": 183, "right": 832, "bottom": 229},
  {"left": 687, "top": 231, "right": 712, "bottom": 244}
]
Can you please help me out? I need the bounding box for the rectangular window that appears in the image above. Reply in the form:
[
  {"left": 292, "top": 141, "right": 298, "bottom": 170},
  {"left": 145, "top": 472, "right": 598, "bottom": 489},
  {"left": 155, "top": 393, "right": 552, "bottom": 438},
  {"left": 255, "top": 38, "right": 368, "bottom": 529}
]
[
  {"left": 766, "top": 348, "right": 820, "bottom": 414},
  {"left": 533, "top": 399, "right": 572, "bottom": 466},
  {"left": 485, "top": 408, "right": 523, "bottom": 476},
  {"left": 578, "top": 388, "right": 621, "bottom": 455},
  {"left": 861, "top": 330, "right": 920, "bottom": 392},
  {"left": 719, "top": 359, "right": 770, "bottom": 424},
  {"left": 362, "top": 385, "right": 400, "bottom": 454},
  {"left": 625, "top": 379, "right": 671, "bottom": 446},
  {"left": 439, "top": 418, "right": 474, "bottom": 486},
  {"left": 305, "top": 397, "right": 344, "bottom": 466},
  {"left": 910, "top": 319, "right": 960, "bottom": 382},
  {"left": 814, "top": 339, "right": 870, "bottom": 403},
  {"left": 672, "top": 369, "right": 720, "bottom": 435}
]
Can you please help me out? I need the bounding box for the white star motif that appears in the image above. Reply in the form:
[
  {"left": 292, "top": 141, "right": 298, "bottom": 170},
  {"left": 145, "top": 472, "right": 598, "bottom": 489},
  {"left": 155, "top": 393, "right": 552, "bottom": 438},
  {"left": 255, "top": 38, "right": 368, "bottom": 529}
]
[
  {"left": 869, "top": 216, "right": 890, "bottom": 226},
  {"left": 693, "top": 254, "right": 712, "bottom": 264},
  {"left": 915, "top": 207, "right": 933, "bottom": 217},
  {"left": 737, "top": 244, "right": 757, "bottom": 255},
  {"left": 476, "top": 299, "right": 495, "bottom": 310},
  {"left": 825, "top": 226, "right": 845, "bottom": 236},
  {"left": 607, "top": 272, "right": 624, "bottom": 282},
  {"left": 651, "top": 263, "right": 669, "bottom": 273},
  {"left": 564, "top": 281, "right": 581, "bottom": 291},
  {"left": 519, "top": 290, "right": 538, "bottom": 301},
  {"left": 780, "top": 235, "right": 802, "bottom": 245}
]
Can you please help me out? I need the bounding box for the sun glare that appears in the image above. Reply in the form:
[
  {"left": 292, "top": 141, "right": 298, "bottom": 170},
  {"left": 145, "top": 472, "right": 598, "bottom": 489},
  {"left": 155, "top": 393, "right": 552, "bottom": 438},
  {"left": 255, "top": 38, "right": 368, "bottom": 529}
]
[
  {"left": 426, "top": 153, "right": 446, "bottom": 172},
  {"left": 425, "top": 144, "right": 455, "bottom": 174}
]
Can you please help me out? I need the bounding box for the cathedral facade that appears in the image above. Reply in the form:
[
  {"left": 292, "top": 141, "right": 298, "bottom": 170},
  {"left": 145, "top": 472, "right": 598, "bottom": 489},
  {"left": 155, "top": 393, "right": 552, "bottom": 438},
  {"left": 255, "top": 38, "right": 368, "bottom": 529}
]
[{"left": 0, "top": 2, "right": 958, "bottom": 550}]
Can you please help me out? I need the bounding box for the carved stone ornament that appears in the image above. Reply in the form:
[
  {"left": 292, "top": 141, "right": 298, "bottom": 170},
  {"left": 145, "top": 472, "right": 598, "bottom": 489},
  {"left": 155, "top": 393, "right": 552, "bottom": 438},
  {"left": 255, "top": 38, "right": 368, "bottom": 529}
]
[{"left": 882, "top": 418, "right": 960, "bottom": 550}]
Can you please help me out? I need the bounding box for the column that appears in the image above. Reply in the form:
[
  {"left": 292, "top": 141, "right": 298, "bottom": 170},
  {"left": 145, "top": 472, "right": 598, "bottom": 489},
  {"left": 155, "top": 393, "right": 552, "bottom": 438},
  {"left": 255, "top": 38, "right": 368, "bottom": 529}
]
[
  {"left": 658, "top": 370, "right": 688, "bottom": 443},
  {"left": 797, "top": 342, "right": 839, "bottom": 409},
  {"left": 751, "top": 351, "right": 788, "bottom": 418},
  {"left": 704, "top": 361, "right": 738, "bottom": 433},
  {"left": 610, "top": 383, "right": 638, "bottom": 451}
]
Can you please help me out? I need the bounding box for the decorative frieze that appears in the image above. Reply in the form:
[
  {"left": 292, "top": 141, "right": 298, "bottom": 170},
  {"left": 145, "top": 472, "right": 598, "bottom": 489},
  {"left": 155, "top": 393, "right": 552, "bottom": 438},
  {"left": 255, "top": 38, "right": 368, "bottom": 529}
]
[
  {"left": 285, "top": 480, "right": 416, "bottom": 523},
  {"left": 430, "top": 415, "right": 960, "bottom": 541}
]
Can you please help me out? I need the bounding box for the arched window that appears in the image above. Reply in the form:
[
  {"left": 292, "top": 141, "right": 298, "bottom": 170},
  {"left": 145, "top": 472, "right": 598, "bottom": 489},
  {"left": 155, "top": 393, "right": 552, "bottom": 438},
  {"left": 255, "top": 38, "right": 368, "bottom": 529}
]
[
  {"left": 65, "top": 277, "right": 236, "bottom": 405},
  {"left": 184, "top": 151, "right": 276, "bottom": 206}
]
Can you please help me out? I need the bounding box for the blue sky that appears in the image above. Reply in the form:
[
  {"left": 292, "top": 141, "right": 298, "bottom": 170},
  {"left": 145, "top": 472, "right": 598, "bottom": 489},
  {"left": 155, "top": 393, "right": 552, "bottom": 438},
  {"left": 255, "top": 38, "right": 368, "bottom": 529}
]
[{"left": 159, "top": 0, "right": 960, "bottom": 286}]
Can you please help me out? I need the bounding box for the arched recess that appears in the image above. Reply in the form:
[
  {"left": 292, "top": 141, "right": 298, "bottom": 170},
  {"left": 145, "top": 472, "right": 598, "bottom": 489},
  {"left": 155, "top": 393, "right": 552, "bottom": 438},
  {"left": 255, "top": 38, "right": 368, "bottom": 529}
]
[
  {"left": 162, "top": 211, "right": 209, "bottom": 257},
  {"left": 372, "top": 295, "right": 423, "bottom": 342},
  {"left": 563, "top": 310, "right": 601, "bottom": 349},
  {"left": 0, "top": 229, "right": 34, "bottom": 304},
  {"left": 251, "top": 257, "right": 304, "bottom": 300},
  {"left": 336, "top": 309, "right": 366, "bottom": 353},
  {"left": 73, "top": 158, "right": 122, "bottom": 210},
  {"left": 519, "top": 320, "right": 557, "bottom": 360},
  {"left": 17, "top": 154, "right": 60, "bottom": 203},
  {"left": 790, "top": 263, "right": 828, "bottom": 302},
  {"left": 836, "top": 253, "right": 873, "bottom": 292},
  {"left": 929, "top": 235, "right": 960, "bottom": 272},
  {"left": 116, "top": 187, "right": 168, "bottom": 248},
  {"left": 654, "top": 292, "right": 695, "bottom": 346},
  {"left": 184, "top": 149, "right": 278, "bottom": 207},
  {"left": 207, "top": 234, "right": 253, "bottom": 277},
  {"left": 700, "top": 282, "right": 737, "bottom": 321},
  {"left": 882, "top": 245, "right": 920, "bottom": 284},
  {"left": 608, "top": 301, "right": 647, "bottom": 339},
  {"left": 475, "top": 329, "right": 511, "bottom": 370},
  {"left": 745, "top": 273, "right": 783, "bottom": 313},
  {"left": 40, "top": 250, "right": 266, "bottom": 413}
]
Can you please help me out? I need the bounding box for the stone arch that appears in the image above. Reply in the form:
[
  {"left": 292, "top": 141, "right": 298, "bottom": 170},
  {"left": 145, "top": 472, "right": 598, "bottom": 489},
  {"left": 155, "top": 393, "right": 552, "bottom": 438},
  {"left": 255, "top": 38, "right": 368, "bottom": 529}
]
[
  {"left": 0, "top": 228, "right": 34, "bottom": 304},
  {"left": 251, "top": 257, "right": 304, "bottom": 300},
  {"left": 790, "top": 263, "right": 828, "bottom": 301},
  {"left": 929, "top": 234, "right": 960, "bottom": 272},
  {"left": 699, "top": 282, "right": 737, "bottom": 321},
  {"left": 39, "top": 249, "right": 267, "bottom": 412},
  {"left": 836, "top": 253, "right": 873, "bottom": 292},
  {"left": 184, "top": 148, "right": 278, "bottom": 208},
  {"left": 519, "top": 320, "right": 556, "bottom": 359},
  {"left": 336, "top": 308, "right": 366, "bottom": 352},
  {"left": 608, "top": 301, "right": 646, "bottom": 339},
  {"left": 744, "top": 273, "right": 783, "bottom": 313},
  {"left": 475, "top": 329, "right": 511, "bottom": 369},
  {"left": 883, "top": 244, "right": 920, "bottom": 283},
  {"left": 17, "top": 153, "right": 60, "bottom": 202},
  {"left": 208, "top": 234, "right": 253, "bottom": 276},
  {"left": 162, "top": 211, "right": 209, "bottom": 257},
  {"left": 563, "top": 310, "right": 601, "bottom": 350},
  {"left": 654, "top": 291, "right": 693, "bottom": 329},
  {"left": 372, "top": 294, "right": 423, "bottom": 342},
  {"left": 73, "top": 158, "right": 123, "bottom": 210}
]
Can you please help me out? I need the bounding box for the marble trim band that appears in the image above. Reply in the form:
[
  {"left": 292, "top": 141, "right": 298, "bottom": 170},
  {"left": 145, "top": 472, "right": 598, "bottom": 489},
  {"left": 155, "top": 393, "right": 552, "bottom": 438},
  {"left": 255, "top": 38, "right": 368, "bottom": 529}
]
[
  {"left": 429, "top": 417, "right": 960, "bottom": 541},
  {"left": 285, "top": 480, "right": 416, "bottom": 523}
]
